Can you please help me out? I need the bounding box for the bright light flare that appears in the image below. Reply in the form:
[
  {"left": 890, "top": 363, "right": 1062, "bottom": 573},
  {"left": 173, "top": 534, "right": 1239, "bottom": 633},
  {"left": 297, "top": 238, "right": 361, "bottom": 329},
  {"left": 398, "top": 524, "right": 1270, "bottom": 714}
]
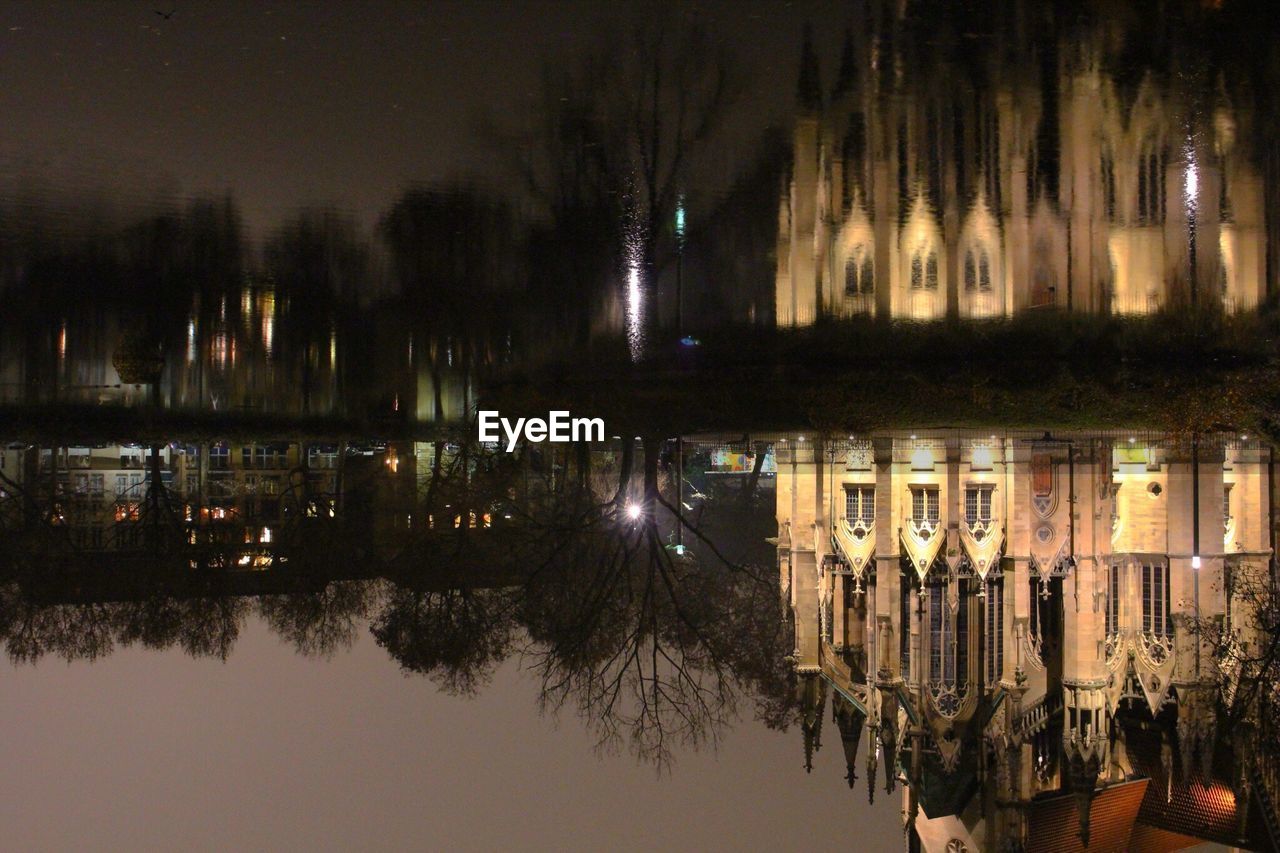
[
  {"left": 625, "top": 503, "right": 641, "bottom": 521},
  {"left": 1184, "top": 142, "right": 1198, "bottom": 203}
]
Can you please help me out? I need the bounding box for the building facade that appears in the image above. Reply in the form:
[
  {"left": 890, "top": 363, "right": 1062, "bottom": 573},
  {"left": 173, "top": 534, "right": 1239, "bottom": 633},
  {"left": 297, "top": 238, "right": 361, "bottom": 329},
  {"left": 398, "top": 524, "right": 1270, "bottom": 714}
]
[
  {"left": 776, "top": 3, "right": 1269, "bottom": 325},
  {"left": 778, "top": 430, "right": 1276, "bottom": 849}
]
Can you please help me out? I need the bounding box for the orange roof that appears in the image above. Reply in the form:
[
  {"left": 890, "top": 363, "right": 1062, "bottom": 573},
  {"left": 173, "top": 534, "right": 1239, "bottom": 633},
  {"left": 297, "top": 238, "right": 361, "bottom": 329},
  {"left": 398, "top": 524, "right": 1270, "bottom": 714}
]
[
  {"left": 1128, "top": 823, "right": 1206, "bottom": 853},
  {"left": 1124, "top": 725, "right": 1253, "bottom": 848},
  {"left": 1026, "top": 779, "right": 1150, "bottom": 853}
]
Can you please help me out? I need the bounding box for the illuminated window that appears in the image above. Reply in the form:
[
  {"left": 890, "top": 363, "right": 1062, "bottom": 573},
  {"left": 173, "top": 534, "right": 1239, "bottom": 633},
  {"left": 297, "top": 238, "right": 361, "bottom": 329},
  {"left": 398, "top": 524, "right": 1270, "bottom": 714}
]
[
  {"left": 1137, "top": 143, "right": 1166, "bottom": 224},
  {"left": 929, "top": 583, "right": 967, "bottom": 688},
  {"left": 911, "top": 486, "right": 940, "bottom": 535},
  {"left": 965, "top": 486, "right": 993, "bottom": 525},
  {"left": 1106, "top": 563, "right": 1119, "bottom": 636},
  {"left": 909, "top": 245, "right": 940, "bottom": 291},
  {"left": 986, "top": 578, "right": 1003, "bottom": 686},
  {"left": 900, "top": 571, "right": 912, "bottom": 678},
  {"left": 1223, "top": 484, "right": 1233, "bottom": 529},
  {"left": 844, "top": 247, "right": 874, "bottom": 295},
  {"left": 1141, "top": 561, "right": 1171, "bottom": 637},
  {"left": 1101, "top": 150, "right": 1116, "bottom": 221},
  {"left": 844, "top": 486, "right": 874, "bottom": 527},
  {"left": 1218, "top": 155, "right": 1232, "bottom": 222},
  {"left": 963, "top": 249, "right": 992, "bottom": 292}
]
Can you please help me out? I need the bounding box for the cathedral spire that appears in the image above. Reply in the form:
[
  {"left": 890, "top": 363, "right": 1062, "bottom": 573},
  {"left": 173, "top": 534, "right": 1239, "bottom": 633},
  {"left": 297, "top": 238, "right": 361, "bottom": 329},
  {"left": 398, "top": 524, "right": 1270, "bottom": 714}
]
[
  {"left": 797, "top": 23, "right": 823, "bottom": 112},
  {"left": 799, "top": 674, "right": 826, "bottom": 772},
  {"left": 835, "top": 700, "right": 866, "bottom": 788}
]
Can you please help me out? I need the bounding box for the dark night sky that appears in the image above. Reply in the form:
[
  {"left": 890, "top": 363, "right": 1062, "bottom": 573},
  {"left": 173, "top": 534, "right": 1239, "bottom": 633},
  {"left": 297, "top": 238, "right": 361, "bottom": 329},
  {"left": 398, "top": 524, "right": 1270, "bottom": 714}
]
[
  {"left": 0, "top": 1, "right": 849, "bottom": 236},
  {"left": 0, "top": 617, "right": 903, "bottom": 851}
]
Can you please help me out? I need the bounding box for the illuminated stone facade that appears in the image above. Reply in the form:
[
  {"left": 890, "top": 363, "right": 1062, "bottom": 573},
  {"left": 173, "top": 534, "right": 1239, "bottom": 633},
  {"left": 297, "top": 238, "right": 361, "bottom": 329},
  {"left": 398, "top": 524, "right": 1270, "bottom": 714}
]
[
  {"left": 778, "top": 431, "right": 1276, "bottom": 849},
  {"left": 776, "top": 7, "right": 1267, "bottom": 324}
]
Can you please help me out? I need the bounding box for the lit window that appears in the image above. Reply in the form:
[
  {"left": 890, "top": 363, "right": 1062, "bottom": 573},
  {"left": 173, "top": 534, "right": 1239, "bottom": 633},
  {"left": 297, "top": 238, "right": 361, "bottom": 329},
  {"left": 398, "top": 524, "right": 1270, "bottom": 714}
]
[
  {"left": 1106, "top": 563, "right": 1119, "bottom": 637},
  {"left": 911, "top": 487, "right": 940, "bottom": 536},
  {"left": 844, "top": 245, "right": 874, "bottom": 296},
  {"left": 1141, "top": 561, "right": 1171, "bottom": 637},
  {"left": 965, "top": 485, "right": 993, "bottom": 524},
  {"left": 986, "top": 578, "right": 1003, "bottom": 686},
  {"left": 929, "top": 582, "right": 967, "bottom": 689},
  {"left": 1137, "top": 143, "right": 1166, "bottom": 224},
  {"left": 844, "top": 486, "right": 875, "bottom": 534}
]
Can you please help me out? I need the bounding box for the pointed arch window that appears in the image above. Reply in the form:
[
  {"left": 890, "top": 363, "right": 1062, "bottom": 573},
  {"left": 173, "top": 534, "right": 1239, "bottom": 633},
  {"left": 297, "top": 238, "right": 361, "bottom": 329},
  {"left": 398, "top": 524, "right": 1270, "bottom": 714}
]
[
  {"left": 1218, "top": 155, "right": 1232, "bottom": 223},
  {"left": 910, "top": 248, "right": 939, "bottom": 291},
  {"left": 965, "top": 484, "right": 994, "bottom": 540},
  {"left": 1137, "top": 143, "right": 1166, "bottom": 225},
  {"left": 985, "top": 577, "right": 1003, "bottom": 687},
  {"left": 844, "top": 486, "right": 875, "bottom": 538},
  {"left": 900, "top": 569, "right": 913, "bottom": 679},
  {"left": 844, "top": 246, "right": 874, "bottom": 295},
  {"left": 928, "top": 582, "right": 968, "bottom": 692},
  {"left": 1141, "top": 561, "right": 1171, "bottom": 638},
  {"left": 911, "top": 486, "right": 940, "bottom": 537},
  {"left": 1106, "top": 562, "right": 1120, "bottom": 637},
  {"left": 964, "top": 248, "right": 993, "bottom": 292}
]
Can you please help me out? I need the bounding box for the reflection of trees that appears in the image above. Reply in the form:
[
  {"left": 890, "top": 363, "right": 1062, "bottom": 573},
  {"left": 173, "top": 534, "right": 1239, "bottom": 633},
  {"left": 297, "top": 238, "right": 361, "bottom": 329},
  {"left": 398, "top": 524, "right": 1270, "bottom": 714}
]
[
  {"left": 0, "top": 435, "right": 799, "bottom": 769},
  {"left": 495, "top": 10, "right": 743, "bottom": 345},
  {"left": 0, "top": 584, "right": 250, "bottom": 663},
  {"left": 516, "top": 440, "right": 788, "bottom": 767},
  {"left": 371, "top": 585, "right": 518, "bottom": 695},
  {"left": 257, "top": 581, "right": 377, "bottom": 659}
]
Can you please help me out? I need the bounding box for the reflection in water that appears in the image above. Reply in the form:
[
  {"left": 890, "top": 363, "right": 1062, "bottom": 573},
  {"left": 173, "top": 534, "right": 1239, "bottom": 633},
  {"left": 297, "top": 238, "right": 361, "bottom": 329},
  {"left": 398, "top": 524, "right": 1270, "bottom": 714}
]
[
  {"left": 3, "top": 2, "right": 1280, "bottom": 849},
  {"left": 2, "top": 427, "right": 1277, "bottom": 848},
  {"left": 777, "top": 1, "right": 1273, "bottom": 324},
  {"left": 779, "top": 431, "right": 1277, "bottom": 850},
  {"left": 0, "top": 434, "right": 792, "bottom": 768},
  {"left": 3, "top": 4, "right": 1278, "bottom": 425},
  {"left": 626, "top": 223, "right": 647, "bottom": 364}
]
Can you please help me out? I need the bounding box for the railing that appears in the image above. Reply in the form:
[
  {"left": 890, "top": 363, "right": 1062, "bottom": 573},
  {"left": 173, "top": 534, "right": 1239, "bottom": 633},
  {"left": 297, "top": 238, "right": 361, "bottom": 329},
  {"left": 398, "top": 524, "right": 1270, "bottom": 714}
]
[{"left": 1013, "top": 693, "right": 1061, "bottom": 738}]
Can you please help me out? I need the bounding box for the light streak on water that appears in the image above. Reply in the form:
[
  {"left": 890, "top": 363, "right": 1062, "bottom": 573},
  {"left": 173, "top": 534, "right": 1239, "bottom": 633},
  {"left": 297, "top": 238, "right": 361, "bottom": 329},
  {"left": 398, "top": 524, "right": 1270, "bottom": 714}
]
[
  {"left": 1184, "top": 137, "right": 1198, "bottom": 206},
  {"left": 624, "top": 215, "right": 646, "bottom": 362}
]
